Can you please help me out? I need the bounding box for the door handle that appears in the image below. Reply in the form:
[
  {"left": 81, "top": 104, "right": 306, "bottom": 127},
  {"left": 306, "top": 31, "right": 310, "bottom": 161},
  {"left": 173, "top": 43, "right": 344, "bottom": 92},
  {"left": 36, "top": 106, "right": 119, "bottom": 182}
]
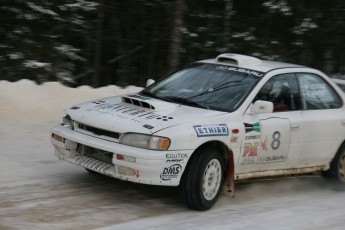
[{"left": 291, "top": 124, "right": 301, "bottom": 131}]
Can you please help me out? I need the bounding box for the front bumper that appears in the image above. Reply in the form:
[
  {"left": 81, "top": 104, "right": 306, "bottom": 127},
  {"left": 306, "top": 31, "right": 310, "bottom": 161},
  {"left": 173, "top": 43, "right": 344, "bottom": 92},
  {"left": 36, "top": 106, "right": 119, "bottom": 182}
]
[{"left": 51, "top": 125, "right": 193, "bottom": 186}]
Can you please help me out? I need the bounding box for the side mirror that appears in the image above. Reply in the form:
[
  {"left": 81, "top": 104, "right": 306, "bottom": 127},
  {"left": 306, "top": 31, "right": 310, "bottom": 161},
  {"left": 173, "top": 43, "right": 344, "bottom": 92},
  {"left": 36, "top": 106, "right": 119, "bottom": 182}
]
[
  {"left": 251, "top": 100, "right": 273, "bottom": 114},
  {"left": 146, "top": 79, "right": 155, "bottom": 87}
]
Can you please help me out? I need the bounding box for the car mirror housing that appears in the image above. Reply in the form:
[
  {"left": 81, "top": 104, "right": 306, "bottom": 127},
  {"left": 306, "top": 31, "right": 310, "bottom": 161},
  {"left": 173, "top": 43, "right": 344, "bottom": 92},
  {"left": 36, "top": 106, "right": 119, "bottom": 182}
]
[
  {"left": 251, "top": 100, "right": 274, "bottom": 114},
  {"left": 146, "top": 79, "right": 155, "bottom": 87}
]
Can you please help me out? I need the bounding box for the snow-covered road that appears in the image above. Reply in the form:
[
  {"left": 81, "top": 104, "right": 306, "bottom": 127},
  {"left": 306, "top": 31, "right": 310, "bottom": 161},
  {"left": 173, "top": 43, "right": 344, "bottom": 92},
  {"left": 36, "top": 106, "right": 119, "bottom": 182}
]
[{"left": 1, "top": 80, "right": 345, "bottom": 229}]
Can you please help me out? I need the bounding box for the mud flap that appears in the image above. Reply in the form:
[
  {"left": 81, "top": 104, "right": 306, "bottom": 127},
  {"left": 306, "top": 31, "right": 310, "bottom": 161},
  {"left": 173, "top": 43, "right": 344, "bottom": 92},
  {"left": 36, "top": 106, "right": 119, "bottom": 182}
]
[{"left": 224, "top": 151, "right": 235, "bottom": 197}]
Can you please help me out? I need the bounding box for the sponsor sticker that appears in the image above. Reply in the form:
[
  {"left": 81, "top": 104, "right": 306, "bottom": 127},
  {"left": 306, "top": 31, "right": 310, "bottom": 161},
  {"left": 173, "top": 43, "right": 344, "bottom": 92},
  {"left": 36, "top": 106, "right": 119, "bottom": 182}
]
[
  {"left": 261, "top": 136, "right": 268, "bottom": 151},
  {"left": 166, "top": 159, "right": 184, "bottom": 163},
  {"left": 230, "top": 135, "right": 239, "bottom": 143},
  {"left": 245, "top": 135, "right": 260, "bottom": 140},
  {"left": 193, "top": 124, "right": 229, "bottom": 137},
  {"left": 242, "top": 142, "right": 259, "bottom": 157},
  {"left": 244, "top": 122, "right": 261, "bottom": 133},
  {"left": 216, "top": 66, "right": 264, "bottom": 77},
  {"left": 166, "top": 153, "right": 188, "bottom": 159},
  {"left": 160, "top": 164, "right": 182, "bottom": 181}
]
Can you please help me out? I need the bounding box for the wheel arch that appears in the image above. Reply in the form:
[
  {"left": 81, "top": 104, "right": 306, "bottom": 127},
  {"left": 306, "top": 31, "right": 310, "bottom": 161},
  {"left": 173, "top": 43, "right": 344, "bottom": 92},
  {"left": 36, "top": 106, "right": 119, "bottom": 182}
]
[
  {"left": 182, "top": 140, "right": 235, "bottom": 195},
  {"left": 330, "top": 140, "right": 345, "bottom": 166}
]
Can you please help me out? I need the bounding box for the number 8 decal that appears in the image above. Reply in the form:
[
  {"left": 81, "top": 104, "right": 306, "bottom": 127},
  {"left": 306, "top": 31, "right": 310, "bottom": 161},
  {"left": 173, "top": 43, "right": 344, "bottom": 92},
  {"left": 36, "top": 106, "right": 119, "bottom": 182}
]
[{"left": 271, "top": 131, "right": 281, "bottom": 150}]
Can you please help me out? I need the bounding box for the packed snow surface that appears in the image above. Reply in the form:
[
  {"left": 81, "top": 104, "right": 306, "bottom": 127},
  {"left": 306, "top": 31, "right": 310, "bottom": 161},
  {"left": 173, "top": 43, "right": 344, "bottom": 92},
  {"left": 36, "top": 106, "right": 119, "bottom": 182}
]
[{"left": 1, "top": 80, "right": 345, "bottom": 229}]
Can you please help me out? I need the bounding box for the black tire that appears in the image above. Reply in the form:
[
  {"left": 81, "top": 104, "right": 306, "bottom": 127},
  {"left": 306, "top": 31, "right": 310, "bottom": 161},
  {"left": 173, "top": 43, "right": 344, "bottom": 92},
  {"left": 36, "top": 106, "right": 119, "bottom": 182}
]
[
  {"left": 181, "top": 147, "right": 225, "bottom": 211},
  {"left": 328, "top": 147, "right": 345, "bottom": 184}
]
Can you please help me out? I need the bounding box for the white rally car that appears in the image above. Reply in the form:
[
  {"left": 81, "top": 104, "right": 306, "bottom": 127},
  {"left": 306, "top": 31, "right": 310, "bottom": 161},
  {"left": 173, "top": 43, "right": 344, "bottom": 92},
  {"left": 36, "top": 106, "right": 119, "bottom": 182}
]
[{"left": 51, "top": 53, "right": 345, "bottom": 210}]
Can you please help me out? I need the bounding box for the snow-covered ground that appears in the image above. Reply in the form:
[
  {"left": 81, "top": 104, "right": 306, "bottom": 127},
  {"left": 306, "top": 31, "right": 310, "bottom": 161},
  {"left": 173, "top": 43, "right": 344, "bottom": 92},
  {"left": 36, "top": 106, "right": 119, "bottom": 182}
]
[{"left": 1, "top": 79, "right": 345, "bottom": 230}]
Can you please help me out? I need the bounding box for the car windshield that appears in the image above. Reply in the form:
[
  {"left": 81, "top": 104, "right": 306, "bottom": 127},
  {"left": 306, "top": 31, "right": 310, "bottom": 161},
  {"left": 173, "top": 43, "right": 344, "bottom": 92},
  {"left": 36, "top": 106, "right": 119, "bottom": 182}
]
[{"left": 141, "top": 63, "right": 263, "bottom": 112}]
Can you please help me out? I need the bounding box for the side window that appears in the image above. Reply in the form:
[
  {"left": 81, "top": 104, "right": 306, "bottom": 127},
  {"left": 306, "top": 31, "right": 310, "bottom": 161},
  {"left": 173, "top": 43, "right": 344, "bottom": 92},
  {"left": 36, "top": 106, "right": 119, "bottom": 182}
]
[
  {"left": 254, "top": 74, "right": 300, "bottom": 112},
  {"left": 297, "top": 73, "right": 342, "bottom": 110}
]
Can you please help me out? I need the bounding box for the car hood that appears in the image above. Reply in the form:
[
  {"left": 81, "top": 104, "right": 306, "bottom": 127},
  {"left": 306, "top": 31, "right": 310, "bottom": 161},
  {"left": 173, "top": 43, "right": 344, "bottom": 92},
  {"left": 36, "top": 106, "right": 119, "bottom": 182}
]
[{"left": 65, "top": 94, "right": 228, "bottom": 134}]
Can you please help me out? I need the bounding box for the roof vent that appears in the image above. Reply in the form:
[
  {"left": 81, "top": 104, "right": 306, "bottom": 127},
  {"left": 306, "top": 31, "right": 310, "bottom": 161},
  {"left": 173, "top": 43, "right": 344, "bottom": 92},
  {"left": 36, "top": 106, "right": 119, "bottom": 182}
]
[{"left": 216, "top": 53, "right": 262, "bottom": 67}]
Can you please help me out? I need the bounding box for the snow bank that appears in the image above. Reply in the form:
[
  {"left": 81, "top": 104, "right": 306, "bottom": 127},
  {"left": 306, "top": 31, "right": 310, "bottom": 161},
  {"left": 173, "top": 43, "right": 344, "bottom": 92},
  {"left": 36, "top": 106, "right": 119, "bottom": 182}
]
[{"left": 0, "top": 79, "right": 142, "bottom": 118}]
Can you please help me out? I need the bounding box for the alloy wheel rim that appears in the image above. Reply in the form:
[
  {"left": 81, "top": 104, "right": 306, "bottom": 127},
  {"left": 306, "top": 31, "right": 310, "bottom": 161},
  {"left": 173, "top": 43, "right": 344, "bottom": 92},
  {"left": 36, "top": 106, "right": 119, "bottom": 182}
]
[
  {"left": 202, "top": 159, "right": 221, "bottom": 201},
  {"left": 339, "top": 154, "right": 345, "bottom": 181}
]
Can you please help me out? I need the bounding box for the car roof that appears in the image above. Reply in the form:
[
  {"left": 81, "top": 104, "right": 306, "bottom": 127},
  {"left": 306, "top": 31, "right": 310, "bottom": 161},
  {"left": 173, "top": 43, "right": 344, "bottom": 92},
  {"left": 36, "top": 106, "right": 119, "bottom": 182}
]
[{"left": 199, "top": 53, "right": 306, "bottom": 73}]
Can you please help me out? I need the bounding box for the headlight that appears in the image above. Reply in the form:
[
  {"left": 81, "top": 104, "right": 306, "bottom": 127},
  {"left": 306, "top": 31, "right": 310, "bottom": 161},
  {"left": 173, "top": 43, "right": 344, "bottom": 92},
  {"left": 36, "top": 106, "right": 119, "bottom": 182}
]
[
  {"left": 119, "top": 133, "right": 170, "bottom": 150},
  {"left": 62, "top": 115, "right": 74, "bottom": 130}
]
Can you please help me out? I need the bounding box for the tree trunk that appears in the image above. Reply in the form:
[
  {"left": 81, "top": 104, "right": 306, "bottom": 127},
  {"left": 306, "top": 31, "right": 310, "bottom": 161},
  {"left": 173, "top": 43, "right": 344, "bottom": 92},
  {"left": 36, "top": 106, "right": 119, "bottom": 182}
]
[
  {"left": 93, "top": 1, "right": 105, "bottom": 87},
  {"left": 223, "top": 0, "right": 233, "bottom": 51},
  {"left": 169, "top": 0, "right": 185, "bottom": 72}
]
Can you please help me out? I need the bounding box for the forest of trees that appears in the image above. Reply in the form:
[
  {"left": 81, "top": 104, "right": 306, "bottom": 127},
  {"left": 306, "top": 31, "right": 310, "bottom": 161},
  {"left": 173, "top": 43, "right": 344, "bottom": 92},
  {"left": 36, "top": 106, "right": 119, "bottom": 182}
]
[{"left": 0, "top": 0, "right": 345, "bottom": 87}]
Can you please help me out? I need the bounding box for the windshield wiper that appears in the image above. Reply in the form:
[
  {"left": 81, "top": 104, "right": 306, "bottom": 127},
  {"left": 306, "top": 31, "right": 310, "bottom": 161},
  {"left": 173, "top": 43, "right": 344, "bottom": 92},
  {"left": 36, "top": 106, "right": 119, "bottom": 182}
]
[
  {"left": 140, "top": 90, "right": 176, "bottom": 103},
  {"left": 140, "top": 89, "right": 156, "bottom": 97},
  {"left": 163, "top": 96, "right": 209, "bottom": 109}
]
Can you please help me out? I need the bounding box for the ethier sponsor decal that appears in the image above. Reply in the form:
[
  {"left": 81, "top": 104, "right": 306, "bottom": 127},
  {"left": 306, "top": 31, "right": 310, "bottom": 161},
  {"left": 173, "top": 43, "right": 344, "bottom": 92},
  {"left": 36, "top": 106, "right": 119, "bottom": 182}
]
[{"left": 193, "top": 124, "right": 229, "bottom": 137}]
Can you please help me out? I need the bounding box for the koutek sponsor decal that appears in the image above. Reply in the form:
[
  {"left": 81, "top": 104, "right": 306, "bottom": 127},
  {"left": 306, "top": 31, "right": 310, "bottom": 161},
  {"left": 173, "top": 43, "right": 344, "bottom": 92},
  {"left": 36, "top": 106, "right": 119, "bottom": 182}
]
[
  {"left": 193, "top": 124, "right": 229, "bottom": 137},
  {"left": 166, "top": 153, "right": 188, "bottom": 159},
  {"left": 160, "top": 164, "right": 182, "bottom": 180}
]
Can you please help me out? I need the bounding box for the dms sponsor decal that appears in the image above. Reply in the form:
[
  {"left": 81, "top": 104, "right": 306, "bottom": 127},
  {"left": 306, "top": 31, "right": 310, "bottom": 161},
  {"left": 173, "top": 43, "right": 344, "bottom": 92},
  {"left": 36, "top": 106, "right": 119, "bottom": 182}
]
[
  {"left": 160, "top": 164, "right": 182, "bottom": 181},
  {"left": 244, "top": 122, "right": 261, "bottom": 133},
  {"left": 193, "top": 124, "right": 229, "bottom": 137}
]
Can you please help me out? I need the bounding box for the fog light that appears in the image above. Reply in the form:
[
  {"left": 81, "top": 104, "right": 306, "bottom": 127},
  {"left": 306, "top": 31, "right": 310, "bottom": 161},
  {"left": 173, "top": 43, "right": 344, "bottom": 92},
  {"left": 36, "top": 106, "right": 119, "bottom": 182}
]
[
  {"left": 117, "top": 165, "right": 136, "bottom": 176},
  {"left": 116, "top": 154, "right": 136, "bottom": 163}
]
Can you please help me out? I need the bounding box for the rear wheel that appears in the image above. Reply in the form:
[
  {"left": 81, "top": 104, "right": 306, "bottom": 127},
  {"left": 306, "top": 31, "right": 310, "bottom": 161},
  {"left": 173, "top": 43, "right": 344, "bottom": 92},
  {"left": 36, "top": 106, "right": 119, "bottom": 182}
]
[
  {"left": 181, "top": 147, "right": 224, "bottom": 210},
  {"left": 328, "top": 147, "right": 345, "bottom": 184}
]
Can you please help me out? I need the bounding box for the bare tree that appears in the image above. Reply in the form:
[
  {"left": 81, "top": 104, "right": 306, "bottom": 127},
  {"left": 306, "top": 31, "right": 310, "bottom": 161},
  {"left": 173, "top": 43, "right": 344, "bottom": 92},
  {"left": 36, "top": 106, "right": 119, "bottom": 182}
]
[
  {"left": 224, "top": 0, "right": 233, "bottom": 51},
  {"left": 93, "top": 0, "right": 105, "bottom": 87},
  {"left": 169, "top": 0, "right": 185, "bottom": 72}
]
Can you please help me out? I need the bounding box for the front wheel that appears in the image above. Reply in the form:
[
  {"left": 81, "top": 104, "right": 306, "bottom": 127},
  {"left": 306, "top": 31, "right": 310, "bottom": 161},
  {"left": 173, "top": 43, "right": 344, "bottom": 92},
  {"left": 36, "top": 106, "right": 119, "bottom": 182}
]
[{"left": 181, "top": 147, "right": 225, "bottom": 210}]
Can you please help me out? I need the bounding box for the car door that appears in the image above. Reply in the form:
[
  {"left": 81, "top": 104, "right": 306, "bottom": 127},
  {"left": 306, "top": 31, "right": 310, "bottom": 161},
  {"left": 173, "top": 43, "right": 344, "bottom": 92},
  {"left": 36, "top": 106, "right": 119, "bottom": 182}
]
[
  {"left": 237, "top": 73, "right": 304, "bottom": 173},
  {"left": 297, "top": 73, "right": 345, "bottom": 166}
]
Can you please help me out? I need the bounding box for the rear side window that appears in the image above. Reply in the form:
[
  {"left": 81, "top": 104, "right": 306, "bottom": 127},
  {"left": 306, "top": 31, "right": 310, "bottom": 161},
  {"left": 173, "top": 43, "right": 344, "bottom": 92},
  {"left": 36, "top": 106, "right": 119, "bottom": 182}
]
[{"left": 297, "top": 73, "right": 342, "bottom": 110}]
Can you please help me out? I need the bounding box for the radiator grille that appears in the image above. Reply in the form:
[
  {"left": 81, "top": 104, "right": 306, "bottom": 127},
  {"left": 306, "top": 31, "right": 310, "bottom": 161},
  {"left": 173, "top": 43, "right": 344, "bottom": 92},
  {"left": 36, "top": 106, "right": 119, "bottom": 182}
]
[
  {"left": 77, "top": 122, "right": 120, "bottom": 139},
  {"left": 77, "top": 144, "right": 114, "bottom": 165}
]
